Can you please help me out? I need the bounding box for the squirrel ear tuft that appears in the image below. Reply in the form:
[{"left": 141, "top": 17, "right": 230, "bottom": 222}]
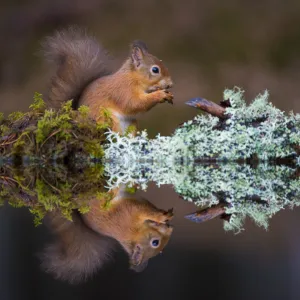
[
  {"left": 132, "top": 40, "right": 148, "bottom": 52},
  {"left": 131, "top": 40, "right": 148, "bottom": 67}
]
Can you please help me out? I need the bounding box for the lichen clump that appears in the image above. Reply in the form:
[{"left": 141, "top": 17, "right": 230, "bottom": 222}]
[
  {"left": 105, "top": 88, "right": 300, "bottom": 162},
  {"left": 104, "top": 88, "right": 300, "bottom": 232},
  {"left": 104, "top": 159, "right": 300, "bottom": 233}
]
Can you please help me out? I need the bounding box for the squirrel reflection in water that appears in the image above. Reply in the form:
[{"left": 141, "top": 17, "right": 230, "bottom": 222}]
[
  {"left": 42, "top": 27, "right": 173, "bottom": 134},
  {"left": 40, "top": 185, "right": 174, "bottom": 283}
]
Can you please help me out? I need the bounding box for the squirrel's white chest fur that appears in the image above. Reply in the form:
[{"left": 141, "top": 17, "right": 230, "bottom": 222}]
[{"left": 113, "top": 112, "right": 134, "bottom": 133}]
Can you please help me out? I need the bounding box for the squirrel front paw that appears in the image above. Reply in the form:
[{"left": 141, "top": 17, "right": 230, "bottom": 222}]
[
  {"left": 163, "top": 208, "right": 174, "bottom": 222},
  {"left": 160, "top": 90, "right": 174, "bottom": 104},
  {"left": 150, "top": 89, "right": 173, "bottom": 105},
  {"left": 153, "top": 208, "right": 174, "bottom": 224}
]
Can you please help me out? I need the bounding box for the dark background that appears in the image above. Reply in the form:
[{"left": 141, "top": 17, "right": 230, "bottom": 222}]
[{"left": 1, "top": 1, "right": 300, "bottom": 299}]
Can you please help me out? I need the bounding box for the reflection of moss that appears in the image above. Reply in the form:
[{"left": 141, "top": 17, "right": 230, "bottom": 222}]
[
  {"left": 125, "top": 184, "right": 137, "bottom": 194},
  {"left": 0, "top": 164, "right": 109, "bottom": 226},
  {"left": 96, "top": 191, "right": 113, "bottom": 210}
]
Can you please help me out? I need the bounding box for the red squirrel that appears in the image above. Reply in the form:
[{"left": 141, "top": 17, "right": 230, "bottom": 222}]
[
  {"left": 40, "top": 186, "right": 173, "bottom": 283},
  {"left": 40, "top": 28, "right": 174, "bottom": 282},
  {"left": 43, "top": 27, "right": 173, "bottom": 133}
]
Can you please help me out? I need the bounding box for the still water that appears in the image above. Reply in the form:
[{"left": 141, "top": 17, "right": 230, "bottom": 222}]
[{"left": 0, "top": 161, "right": 299, "bottom": 300}]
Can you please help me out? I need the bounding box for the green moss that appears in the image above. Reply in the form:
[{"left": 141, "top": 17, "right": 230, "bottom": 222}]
[
  {"left": 35, "top": 101, "right": 73, "bottom": 144},
  {"left": 84, "top": 141, "right": 104, "bottom": 158},
  {"left": 29, "top": 208, "right": 46, "bottom": 226},
  {"left": 78, "top": 205, "right": 90, "bottom": 214},
  {"left": 96, "top": 191, "right": 113, "bottom": 210},
  {"left": 0, "top": 93, "right": 110, "bottom": 161},
  {"left": 29, "top": 92, "right": 46, "bottom": 112},
  {"left": 125, "top": 185, "right": 137, "bottom": 194},
  {"left": 0, "top": 164, "right": 109, "bottom": 225},
  {"left": 1, "top": 88, "right": 299, "bottom": 233},
  {"left": 0, "top": 190, "right": 8, "bottom": 205},
  {"left": 99, "top": 107, "right": 112, "bottom": 120},
  {"left": 96, "top": 107, "right": 113, "bottom": 131},
  {"left": 8, "top": 111, "right": 25, "bottom": 122},
  {"left": 32, "top": 177, "right": 88, "bottom": 224},
  {"left": 0, "top": 124, "right": 10, "bottom": 136},
  {"left": 12, "top": 137, "right": 26, "bottom": 154},
  {"left": 78, "top": 105, "right": 90, "bottom": 117},
  {"left": 124, "top": 124, "right": 137, "bottom": 136}
]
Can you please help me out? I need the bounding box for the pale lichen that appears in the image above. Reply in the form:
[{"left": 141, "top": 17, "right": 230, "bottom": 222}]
[
  {"left": 104, "top": 160, "right": 300, "bottom": 233},
  {"left": 104, "top": 88, "right": 300, "bottom": 232},
  {"left": 105, "top": 87, "right": 299, "bottom": 162}
]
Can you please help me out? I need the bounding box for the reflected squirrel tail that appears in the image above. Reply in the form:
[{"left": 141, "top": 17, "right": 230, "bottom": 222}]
[{"left": 39, "top": 211, "right": 115, "bottom": 284}]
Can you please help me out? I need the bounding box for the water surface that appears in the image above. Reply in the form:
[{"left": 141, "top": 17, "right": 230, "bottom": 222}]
[{"left": 0, "top": 161, "right": 299, "bottom": 300}]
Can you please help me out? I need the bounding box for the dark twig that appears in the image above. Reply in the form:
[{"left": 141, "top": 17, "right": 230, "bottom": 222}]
[
  {"left": 186, "top": 97, "right": 227, "bottom": 119},
  {"left": 185, "top": 202, "right": 229, "bottom": 223}
]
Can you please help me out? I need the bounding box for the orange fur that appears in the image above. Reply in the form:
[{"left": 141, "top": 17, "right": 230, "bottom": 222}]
[
  {"left": 40, "top": 187, "right": 173, "bottom": 282},
  {"left": 43, "top": 28, "right": 173, "bottom": 133},
  {"left": 40, "top": 211, "right": 115, "bottom": 284},
  {"left": 82, "top": 186, "right": 173, "bottom": 270}
]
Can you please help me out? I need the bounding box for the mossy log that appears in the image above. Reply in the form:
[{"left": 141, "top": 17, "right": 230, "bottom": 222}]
[
  {"left": 0, "top": 93, "right": 110, "bottom": 165},
  {"left": 1, "top": 88, "right": 299, "bottom": 165},
  {"left": 1, "top": 88, "right": 299, "bottom": 232}
]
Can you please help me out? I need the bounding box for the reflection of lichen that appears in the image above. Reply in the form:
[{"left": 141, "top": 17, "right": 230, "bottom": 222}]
[
  {"left": 105, "top": 88, "right": 299, "bottom": 162},
  {"left": 105, "top": 160, "right": 300, "bottom": 233}
]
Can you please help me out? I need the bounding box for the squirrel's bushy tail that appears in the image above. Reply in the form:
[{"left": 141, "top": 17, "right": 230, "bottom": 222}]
[
  {"left": 42, "top": 27, "right": 110, "bottom": 109},
  {"left": 39, "top": 211, "right": 115, "bottom": 284}
]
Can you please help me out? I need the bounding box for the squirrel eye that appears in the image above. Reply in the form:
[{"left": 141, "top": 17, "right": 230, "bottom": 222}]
[
  {"left": 151, "top": 65, "right": 160, "bottom": 75},
  {"left": 151, "top": 239, "right": 160, "bottom": 248}
]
